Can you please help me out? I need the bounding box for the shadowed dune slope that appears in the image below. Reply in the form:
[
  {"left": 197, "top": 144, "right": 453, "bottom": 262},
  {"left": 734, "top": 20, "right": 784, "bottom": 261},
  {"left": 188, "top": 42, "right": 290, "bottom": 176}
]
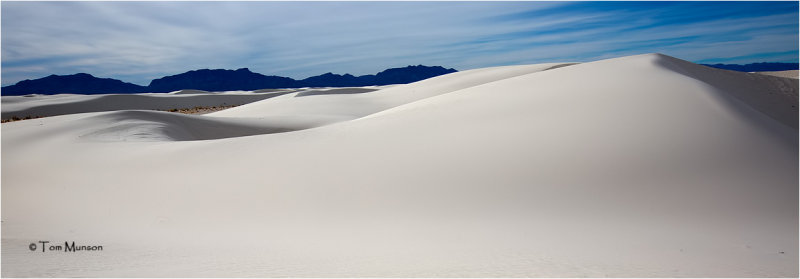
[{"left": 76, "top": 110, "right": 328, "bottom": 141}]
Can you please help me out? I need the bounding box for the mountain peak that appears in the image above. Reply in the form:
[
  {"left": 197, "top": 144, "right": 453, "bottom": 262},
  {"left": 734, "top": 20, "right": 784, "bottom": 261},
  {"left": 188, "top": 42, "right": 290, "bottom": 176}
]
[
  {"left": 3, "top": 73, "right": 146, "bottom": 95},
  {"left": 147, "top": 68, "right": 296, "bottom": 92}
]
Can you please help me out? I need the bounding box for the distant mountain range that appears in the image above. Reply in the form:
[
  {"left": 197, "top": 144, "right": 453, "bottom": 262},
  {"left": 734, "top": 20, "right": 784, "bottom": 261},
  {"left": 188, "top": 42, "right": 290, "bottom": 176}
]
[
  {"left": 701, "top": 62, "right": 799, "bottom": 72},
  {"left": 2, "top": 65, "right": 457, "bottom": 95},
  {"left": 5, "top": 62, "right": 797, "bottom": 96}
]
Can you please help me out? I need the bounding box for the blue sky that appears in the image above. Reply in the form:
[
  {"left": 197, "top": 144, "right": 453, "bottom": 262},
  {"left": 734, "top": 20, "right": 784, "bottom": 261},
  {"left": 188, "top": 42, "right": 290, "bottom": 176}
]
[{"left": 2, "top": 1, "right": 798, "bottom": 86}]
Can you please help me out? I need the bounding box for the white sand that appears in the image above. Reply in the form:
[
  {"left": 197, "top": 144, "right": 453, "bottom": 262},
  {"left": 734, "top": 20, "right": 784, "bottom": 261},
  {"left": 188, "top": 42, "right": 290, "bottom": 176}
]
[
  {"left": 1, "top": 54, "right": 797, "bottom": 277},
  {"left": 756, "top": 70, "right": 799, "bottom": 79}
]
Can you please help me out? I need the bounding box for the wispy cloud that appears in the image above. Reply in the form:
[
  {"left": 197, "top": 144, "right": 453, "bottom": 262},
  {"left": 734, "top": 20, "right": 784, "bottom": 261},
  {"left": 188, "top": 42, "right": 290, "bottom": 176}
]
[{"left": 2, "top": 1, "right": 797, "bottom": 86}]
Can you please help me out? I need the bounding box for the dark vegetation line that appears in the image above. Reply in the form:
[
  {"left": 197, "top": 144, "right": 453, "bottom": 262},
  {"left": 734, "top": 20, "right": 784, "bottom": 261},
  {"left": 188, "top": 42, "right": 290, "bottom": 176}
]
[{"left": 2, "top": 105, "right": 241, "bottom": 123}]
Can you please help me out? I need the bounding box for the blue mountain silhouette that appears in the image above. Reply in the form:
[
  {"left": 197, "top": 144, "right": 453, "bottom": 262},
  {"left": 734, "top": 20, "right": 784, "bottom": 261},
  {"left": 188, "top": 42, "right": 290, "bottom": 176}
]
[
  {"left": 147, "top": 68, "right": 298, "bottom": 92},
  {"left": 3, "top": 73, "right": 148, "bottom": 95},
  {"left": 701, "top": 62, "right": 798, "bottom": 72},
  {"left": 2, "top": 65, "right": 457, "bottom": 95}
]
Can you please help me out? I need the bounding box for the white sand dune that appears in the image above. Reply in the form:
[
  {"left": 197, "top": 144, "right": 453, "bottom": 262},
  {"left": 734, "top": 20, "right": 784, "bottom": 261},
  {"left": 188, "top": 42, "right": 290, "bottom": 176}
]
[
  {"left": 210, "top": 64, "right": 574, "bottom": 120},
  {"left": 206, "top": 63, "right": 574, "bottom": 129},
  {"left": 1, "top": 54, "right": 797, "bottom": 277}
]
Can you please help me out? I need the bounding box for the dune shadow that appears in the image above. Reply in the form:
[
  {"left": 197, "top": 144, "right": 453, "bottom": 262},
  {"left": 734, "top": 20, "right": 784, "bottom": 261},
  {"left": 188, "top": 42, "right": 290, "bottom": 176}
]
[{"left": 79, "top": 110, "right": 317, "bottom": 141}]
